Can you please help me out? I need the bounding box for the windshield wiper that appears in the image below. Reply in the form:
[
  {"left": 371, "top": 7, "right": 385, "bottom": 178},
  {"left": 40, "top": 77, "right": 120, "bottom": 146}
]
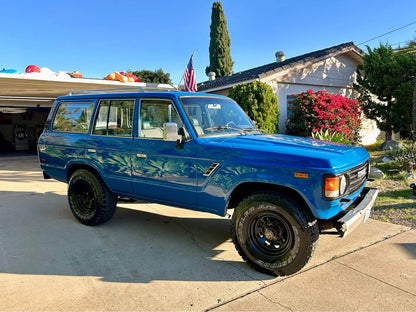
[
  {"left": 205, "top": 125, "right": 235, "bottom": 131},
  {"left": 242, "top": 127, "right": 265, "bottom": 134},
  {"left": 205, "top": 125, "right": 262, "bottom": 135},
  {"left": 241, "top": 127, "right": 262, "bottom": 132}
]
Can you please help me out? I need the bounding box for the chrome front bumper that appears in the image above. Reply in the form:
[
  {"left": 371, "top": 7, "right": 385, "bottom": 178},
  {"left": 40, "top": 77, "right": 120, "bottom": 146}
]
[{"left": 337, "top": 187, "right": 379, "bottom": 237}]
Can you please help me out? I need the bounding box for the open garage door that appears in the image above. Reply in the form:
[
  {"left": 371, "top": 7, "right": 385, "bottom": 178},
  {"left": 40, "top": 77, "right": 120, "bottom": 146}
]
[{"left": 0, "top": 104, "right": 51, "bottom": 153}]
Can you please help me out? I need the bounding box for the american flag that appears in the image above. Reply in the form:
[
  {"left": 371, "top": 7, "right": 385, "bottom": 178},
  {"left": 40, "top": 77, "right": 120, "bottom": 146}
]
[{"left": 183, "top": 54, "right": 197, "bottom": 92}]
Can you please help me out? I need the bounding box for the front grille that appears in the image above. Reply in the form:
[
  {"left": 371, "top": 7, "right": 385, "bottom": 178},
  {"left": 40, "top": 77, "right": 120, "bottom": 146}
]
[{"left": 347, "top": 160, "right": 368, "bottom": 194}]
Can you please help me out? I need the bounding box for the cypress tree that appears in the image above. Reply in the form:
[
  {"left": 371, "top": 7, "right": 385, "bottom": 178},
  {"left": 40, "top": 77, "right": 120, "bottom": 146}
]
[{"left": 206, "top": 1, "right": 234, "bottom": 77}]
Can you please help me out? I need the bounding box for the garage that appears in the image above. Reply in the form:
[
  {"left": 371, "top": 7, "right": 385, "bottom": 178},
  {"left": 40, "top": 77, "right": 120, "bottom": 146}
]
[{"left": 0, "top": 74, "right": 175, "bottom": 153}]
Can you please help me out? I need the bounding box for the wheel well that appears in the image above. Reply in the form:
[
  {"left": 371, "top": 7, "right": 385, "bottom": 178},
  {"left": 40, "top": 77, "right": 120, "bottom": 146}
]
[
  {"left": 67, "top": 164, "right": 101, "bottom": 182},
  {"left": 228, "top": 182, "right": 311, "bottom": 214}
]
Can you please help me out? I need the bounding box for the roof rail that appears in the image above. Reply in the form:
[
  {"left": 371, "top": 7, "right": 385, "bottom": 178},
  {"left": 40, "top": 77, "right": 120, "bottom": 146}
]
[{"left": 66, "top": 85, "right": 177, "bottom": 96}]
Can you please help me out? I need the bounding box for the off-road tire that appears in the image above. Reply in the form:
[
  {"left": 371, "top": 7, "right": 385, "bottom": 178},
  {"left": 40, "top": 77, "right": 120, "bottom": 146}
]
[
  {"left": 68, "top": 169, "right": 117, "bottom": 226},
  {"left": 231, "top": 192, "right": 319, "bottom": 276}
]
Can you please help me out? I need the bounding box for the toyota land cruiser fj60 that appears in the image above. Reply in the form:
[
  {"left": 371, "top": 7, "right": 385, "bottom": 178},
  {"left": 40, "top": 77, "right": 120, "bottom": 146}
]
[{"left": 38, "top": 88, "right": 378, "bottom": 276}]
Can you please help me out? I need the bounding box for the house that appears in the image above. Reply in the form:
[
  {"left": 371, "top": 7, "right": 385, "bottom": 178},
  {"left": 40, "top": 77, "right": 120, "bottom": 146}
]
[{"left": 198, "top": 42, "right": 379, "bottom": 145}]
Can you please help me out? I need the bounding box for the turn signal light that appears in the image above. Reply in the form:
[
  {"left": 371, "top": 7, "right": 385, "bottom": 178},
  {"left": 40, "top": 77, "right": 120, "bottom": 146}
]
[
  {"left": 325, "top": 177, "right": 340, "bottom": 198},
  {"left": 324, "top": 174, "right": 348, "bottom": 199}
]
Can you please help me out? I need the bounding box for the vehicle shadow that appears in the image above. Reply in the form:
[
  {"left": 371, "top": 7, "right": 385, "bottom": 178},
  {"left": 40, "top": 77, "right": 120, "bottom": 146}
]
[
  {"left": 0, "top": 191, "right": 272, "bottom": 283},
  {"left": 396, "top": 243, "right": 416, "bottom": 259}
]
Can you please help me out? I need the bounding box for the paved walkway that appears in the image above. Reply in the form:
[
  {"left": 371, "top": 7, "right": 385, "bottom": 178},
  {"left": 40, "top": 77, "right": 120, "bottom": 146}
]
[{"left": 0, "top": 156, "right": 415, "bottom": 311}]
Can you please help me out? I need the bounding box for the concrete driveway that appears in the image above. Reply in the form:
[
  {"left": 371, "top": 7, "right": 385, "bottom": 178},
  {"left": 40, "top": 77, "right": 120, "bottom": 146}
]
[{"left": 0, "top": 155, "right": 415, "bottom": 311}]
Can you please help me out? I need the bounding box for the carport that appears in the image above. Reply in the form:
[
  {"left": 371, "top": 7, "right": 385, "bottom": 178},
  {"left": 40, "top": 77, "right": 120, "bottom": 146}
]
[{"left": 0, "top": 74, "right": 175, "bottom": 152}]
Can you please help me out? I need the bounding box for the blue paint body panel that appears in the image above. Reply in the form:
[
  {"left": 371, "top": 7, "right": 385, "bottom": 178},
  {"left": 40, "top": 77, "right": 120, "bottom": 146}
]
[{"left": 38, "top": 91, "right": 371, "bottom": 221}]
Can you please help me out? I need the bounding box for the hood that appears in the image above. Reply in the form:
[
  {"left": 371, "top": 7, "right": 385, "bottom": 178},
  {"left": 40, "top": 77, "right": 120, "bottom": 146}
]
[{"left": 201, "top": 133, "right": 369, "bottom": 172}]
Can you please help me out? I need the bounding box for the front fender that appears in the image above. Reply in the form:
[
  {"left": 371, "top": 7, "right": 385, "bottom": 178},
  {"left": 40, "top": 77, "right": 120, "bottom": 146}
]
[{"left": 198, "top": 159, "right": 333, "bottom": 218}]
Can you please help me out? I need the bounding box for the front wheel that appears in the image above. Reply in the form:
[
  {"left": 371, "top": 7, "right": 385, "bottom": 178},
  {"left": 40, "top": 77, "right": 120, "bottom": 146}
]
[
  {"left": 68, "top": 169, "right": 117, "bottom": 226},
  {"left": 231, "top": 192, "right": 319, "bottom": 276}
]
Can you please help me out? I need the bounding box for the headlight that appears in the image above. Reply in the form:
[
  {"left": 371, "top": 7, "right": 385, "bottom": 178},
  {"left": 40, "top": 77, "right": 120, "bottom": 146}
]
[
  {"left": 323, "top": 174, "right": 349, "bottom": 200},
  {"left": 340, "top": 175, "right": 348, "bottom": 195}
]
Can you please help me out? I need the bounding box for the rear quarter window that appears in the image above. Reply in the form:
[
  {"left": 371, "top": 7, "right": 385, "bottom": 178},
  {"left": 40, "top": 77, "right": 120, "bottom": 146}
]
[
  {"left": 92, "top": 99, "right": 135, "bottom": 137},
  {"left": 52, "top": 102, "right": 94, "bottom": 133}
]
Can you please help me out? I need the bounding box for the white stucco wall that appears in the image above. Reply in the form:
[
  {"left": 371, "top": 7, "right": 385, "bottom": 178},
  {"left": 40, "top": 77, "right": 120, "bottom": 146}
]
[
  {"left": 262, "top": 54, "right": 379, "bottom": 145},
  {"left": 263, "top": 55, "right": 358, "bottom": 133}
]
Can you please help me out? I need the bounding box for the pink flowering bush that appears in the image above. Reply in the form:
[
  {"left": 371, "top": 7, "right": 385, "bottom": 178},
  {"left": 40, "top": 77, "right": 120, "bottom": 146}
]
[{"left": 286, "top": 89, "right": 362, "bottom": 144}]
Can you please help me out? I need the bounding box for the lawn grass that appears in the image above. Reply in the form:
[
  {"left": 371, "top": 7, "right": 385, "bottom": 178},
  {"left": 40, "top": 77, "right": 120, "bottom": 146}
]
[{"left": 366, "top": 142, "right": 416, "bottom": 228}]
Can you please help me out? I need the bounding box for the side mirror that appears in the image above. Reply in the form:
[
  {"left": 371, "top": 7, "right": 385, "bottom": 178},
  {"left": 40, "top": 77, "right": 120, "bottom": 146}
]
[{"left": 163, "top": 123, "right": 178, "bottom": 142}]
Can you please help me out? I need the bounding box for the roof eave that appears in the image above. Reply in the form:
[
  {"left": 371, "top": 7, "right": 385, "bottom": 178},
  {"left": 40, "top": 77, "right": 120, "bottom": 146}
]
[{"left": 198, "top": 78, "right": 260, "bottom": 93}]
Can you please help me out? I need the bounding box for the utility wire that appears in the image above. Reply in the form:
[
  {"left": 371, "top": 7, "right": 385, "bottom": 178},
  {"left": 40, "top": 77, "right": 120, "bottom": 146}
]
[{"left": 358, "top": 21, "right": 416, "bottom": 46}]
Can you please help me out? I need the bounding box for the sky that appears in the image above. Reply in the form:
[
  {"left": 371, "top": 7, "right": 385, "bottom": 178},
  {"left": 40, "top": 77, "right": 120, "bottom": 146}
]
[{"left": 1, "top": 0, "right": 416, "bottom": 85}]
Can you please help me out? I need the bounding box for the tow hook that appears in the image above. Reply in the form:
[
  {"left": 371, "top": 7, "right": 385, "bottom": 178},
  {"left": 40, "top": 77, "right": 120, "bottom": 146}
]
[{"left": 410, "top": 183, "right": 416, "bottom": 195}]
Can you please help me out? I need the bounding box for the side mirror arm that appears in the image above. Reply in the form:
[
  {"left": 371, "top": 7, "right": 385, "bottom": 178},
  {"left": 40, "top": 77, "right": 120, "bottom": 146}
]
[{"left": 176, "top": 127, "right": 186, "bottom": 149}]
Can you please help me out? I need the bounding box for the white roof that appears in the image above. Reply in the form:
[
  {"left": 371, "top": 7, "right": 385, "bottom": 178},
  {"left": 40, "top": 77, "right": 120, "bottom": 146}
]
[{"left": 0, "top": 73, "right": 177, "bottom": 108}]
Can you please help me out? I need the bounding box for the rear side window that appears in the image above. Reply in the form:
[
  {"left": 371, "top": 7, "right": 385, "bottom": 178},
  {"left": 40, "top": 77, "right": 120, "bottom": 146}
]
[
  {"left": 92, "top": 99, "right": 134, "bottom": 137},
  {"left": 52, "top": 102, "right": 93, "bottom": 133}
]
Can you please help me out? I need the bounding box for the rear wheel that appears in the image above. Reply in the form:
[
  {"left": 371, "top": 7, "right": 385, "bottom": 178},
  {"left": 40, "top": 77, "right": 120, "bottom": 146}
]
[
  {"left": 231, "top": 192, "right": 319, "bottom": 276},
  {"left": 68, "top": 169, "right": 117, "bottom": 226}
]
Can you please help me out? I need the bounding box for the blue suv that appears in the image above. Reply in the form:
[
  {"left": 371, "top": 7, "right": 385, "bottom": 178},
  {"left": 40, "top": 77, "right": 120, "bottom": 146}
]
[{"left": 38, "top": 88, "right": 378, "bottom": 276}]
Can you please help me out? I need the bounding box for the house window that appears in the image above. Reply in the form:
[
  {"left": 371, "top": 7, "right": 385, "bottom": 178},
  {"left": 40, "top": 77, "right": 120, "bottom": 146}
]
[{"left": 286, "top": 95, "right": 296, "bottom": 119}]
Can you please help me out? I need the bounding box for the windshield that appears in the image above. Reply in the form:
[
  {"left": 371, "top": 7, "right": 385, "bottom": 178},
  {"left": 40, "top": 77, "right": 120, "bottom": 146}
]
[{"left": 180, "top": 96, "right": 258, "bottom": 137}]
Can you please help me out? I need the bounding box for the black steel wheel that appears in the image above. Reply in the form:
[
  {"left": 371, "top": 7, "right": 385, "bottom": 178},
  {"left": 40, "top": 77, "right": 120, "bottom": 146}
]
[
  {"left": 248, "top": 211, "right": 294, "bottom": 259},
  {"left": 68, "top": 169, "right": 117, "bottom": 226},
  {"left": 231, "top": 192, "right": 319, "bottom": 276}
]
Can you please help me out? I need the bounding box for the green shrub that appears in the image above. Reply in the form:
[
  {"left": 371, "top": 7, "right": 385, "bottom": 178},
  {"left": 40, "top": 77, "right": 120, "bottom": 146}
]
[
  {"left": 386, "top": 143, "right": 416, "bottom": 172},
  {"left": 228, "top": 81, "right": 279, "bottom": 133}
]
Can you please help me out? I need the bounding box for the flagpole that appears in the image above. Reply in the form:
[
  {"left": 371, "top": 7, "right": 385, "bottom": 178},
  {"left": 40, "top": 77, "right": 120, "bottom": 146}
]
[{"left": 177, "top": 76, "right": 183, "bottom": 90}]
